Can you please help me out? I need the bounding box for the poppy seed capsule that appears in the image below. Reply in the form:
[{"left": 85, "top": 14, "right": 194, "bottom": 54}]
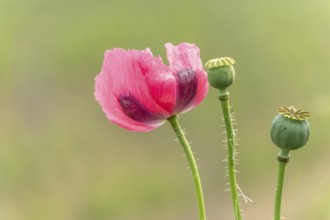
[
  {"left": 271, "top": 106, "right": 310, "bottom": 151},
  {"left": 205, "top": 57, "right": 235, "bottom": 91}
]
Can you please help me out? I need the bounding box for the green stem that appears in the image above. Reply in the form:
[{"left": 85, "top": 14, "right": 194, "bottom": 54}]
[
  {"left": 274, "top": 155, "right": 289, "bottom": 220},
  {"left": 167, "top": 115, "right": 206, "bottom": 220},
  {"left": 219, "top": 90, "right": 242, "bottom": 220}
]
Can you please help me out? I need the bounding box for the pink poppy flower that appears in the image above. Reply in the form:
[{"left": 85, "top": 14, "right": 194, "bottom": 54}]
[{"left": 94, "top": 43, "right": 209, "bottom": 132}]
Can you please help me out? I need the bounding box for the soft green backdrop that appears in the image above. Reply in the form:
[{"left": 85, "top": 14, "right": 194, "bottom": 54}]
[{"left": 1, "top": 0, "right": 330, "bottom": 219}]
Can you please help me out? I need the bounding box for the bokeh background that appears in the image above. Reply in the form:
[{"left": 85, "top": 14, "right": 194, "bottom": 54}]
[{"left": 1, "top": 0, "right": 330, "bottom": 219}]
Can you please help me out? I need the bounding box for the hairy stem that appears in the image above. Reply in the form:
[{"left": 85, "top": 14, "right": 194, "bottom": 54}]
[
  {"left": 219, "top": 90, "right": 242, "bottom": 220},
  {"left": 167, "top": 115, "right": 207, "bottom": 220}
]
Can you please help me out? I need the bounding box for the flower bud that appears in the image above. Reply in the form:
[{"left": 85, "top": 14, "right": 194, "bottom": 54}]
[
  {"left": 271, "top": 106, "right": 310, "bottom": 151},
  {"left": 204, "top": 57, "right": 235, "bottom": 91}
]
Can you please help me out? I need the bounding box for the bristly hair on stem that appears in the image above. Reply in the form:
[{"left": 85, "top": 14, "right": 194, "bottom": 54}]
[
  {"left": 167, "top": 115, "right": 207, "bottom": 220},
  {"left": 221, "top": 104, "right": 253, "bottom": 216},
  {"left": 205, "top": 57, "right": 253, "bottom": 219}
]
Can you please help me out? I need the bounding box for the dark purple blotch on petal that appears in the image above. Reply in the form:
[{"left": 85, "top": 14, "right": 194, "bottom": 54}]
[
  {"left": 175, "top": 68, "right": 197, "bottom": 112},
  {"left": 118, "top": 94, "right": 163, "bottom": 123}
]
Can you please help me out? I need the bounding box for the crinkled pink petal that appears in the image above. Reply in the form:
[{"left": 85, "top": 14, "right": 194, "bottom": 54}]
[
  {"left": 145, "top": 71, "right": 177, "bottom": 114},
  {"left": 165, "top": 43, "right": 209, "bottom": 113},
  {"left": 94, "top": 49, "right": 171, "bottom": 132},
  {"left": 135, "top": 49, "right": 178, "bottom": 114},
  {"left": 181, "top": 69, "right": 208, "bottom": 113},
  {"left": 166, "top": 43, "right": 203, "bottom": 71},
  {"left": 95, "top": 76, "right": 164, "bottom": 131}
]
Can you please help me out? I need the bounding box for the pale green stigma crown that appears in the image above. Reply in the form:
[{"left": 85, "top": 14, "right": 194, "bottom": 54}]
[
  {"left": 277, "top": 105, "right": 310, "bottom": 120},
  {"left": 205, "top": 57, "right": 235, "bottom": 69}
]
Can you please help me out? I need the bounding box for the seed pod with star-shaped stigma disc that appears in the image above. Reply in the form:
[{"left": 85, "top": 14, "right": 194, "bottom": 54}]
[{"left": 271, "top": 105, "right": 310, "bottom": 153}]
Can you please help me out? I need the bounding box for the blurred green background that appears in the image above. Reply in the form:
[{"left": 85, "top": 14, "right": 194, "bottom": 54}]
[{"left": 1, "top": 0, "right": 330, "bottom": 219}]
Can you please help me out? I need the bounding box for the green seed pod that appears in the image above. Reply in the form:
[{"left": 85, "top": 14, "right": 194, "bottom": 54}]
[
  {"left": 271, "top": 106, "right": 310, "bottom": 151},
  {"left": 205, "top": 57, "right": 235, "bottom": 91}
]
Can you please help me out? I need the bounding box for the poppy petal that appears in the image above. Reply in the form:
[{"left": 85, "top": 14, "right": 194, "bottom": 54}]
[
  {"left": 94, "top": 49, "right": 169, "bottom": 131},
  {"left": 165, "top": 43, "right": 209, "bottom": 113}
]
